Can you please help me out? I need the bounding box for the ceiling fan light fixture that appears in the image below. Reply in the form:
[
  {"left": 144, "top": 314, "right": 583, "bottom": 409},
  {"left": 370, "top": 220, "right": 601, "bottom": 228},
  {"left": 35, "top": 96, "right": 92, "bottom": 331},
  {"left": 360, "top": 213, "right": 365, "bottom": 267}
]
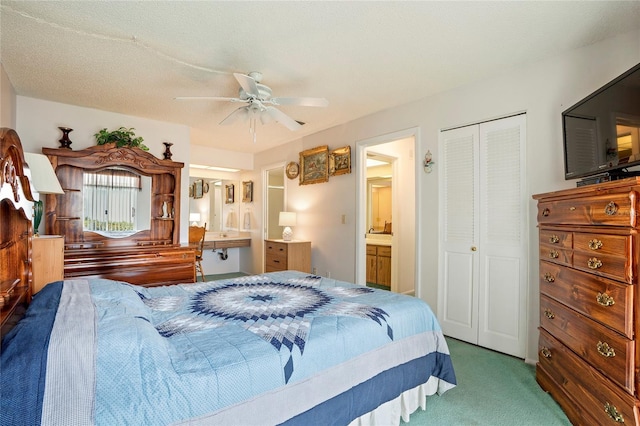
[{"left": 179, "top": 71, "right": 327, "bottom": 139}]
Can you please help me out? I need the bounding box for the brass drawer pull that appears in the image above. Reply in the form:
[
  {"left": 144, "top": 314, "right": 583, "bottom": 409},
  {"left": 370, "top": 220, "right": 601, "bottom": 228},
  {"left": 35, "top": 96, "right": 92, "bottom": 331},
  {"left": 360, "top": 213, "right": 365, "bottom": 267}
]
[
  {"left": 549, "top": 235, "right": 559, "bottom": 244},
  {"left": 588, "top": 239, "right": 603, "bottom": 250},
  {"left": 542, "top": 208, "right": 550, "bottom": 217},
  {"left": 587, "top": 257, "right": 603, "bottom": 269},
  {"left": 544, "top": 309, "right": 555, "bottom": 320},
  {"left": 569, "top": 206, "right": 576, "bottom": 211},
  {"left": 597, "top": 341, "right": 616, "bottom": 358},
  {"left": 596, "top": 292, "right": 615, "bottom": 307},
  {"left": 543, "top": 273, "right": 555, "bottom": 283},
  {"left": 548, "top": 250, "right": 559, "bottom": 259},
  {"left": 540, "top": 347, "right": 551, "bottom": 359},
  {"left": 604, "top": 402, "right": 624, "bottom": 423},
  {"left": 604, "top": 201, "right": 618, "bottom": 216}
]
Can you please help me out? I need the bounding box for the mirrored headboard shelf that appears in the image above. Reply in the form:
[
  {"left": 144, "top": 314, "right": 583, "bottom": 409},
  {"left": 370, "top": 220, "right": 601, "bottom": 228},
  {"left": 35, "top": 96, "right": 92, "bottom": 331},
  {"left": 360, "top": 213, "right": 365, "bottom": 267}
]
[{"left": 43, "top": 143, "right": 184, "bottom": 249}]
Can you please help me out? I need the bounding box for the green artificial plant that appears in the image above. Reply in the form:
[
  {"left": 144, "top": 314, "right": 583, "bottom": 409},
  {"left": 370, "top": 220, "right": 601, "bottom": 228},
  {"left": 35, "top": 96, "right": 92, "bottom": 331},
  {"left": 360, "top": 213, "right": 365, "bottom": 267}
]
[{"left": 94, "top": 127, "right": 149, "bottom": 151}]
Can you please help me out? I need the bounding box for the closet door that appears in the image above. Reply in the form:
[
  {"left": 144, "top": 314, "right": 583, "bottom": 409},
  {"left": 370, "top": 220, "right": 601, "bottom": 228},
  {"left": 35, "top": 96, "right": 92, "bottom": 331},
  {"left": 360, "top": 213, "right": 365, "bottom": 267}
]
[
  {"left": 438, "top": 114, "right": 527, "bottom": 358},
  {"left": 477, "top": 115, "right": 527, "bottom": 357},
  {"left": 438, "top": 125, "right": 480, "bottom": 344}
]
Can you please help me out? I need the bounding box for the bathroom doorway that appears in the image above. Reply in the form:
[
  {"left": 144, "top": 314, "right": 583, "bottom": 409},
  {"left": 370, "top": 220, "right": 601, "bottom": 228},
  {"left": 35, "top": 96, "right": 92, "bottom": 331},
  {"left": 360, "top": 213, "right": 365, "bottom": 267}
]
[
  {"left": 263, "top": 164, "right": 286, "bottom": 240},
  {"left": 356, "top": 129, "right": 418, "bottom": 295}
]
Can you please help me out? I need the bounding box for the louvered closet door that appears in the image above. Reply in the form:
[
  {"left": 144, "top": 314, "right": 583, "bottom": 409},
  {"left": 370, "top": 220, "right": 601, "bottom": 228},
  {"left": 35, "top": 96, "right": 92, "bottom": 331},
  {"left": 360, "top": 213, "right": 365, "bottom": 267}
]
[
  {"left": 438, "top": 114, "right": 527, "bottom": 358},
  {"left": 438, "top": 125, "right": 480, "bottom": 344}
]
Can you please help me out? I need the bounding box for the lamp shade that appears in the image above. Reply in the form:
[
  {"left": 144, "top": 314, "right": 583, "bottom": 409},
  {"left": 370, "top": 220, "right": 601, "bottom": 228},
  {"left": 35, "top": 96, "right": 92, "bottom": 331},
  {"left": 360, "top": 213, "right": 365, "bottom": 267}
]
[
  {"left": 279, "top": 212, "right": 296, "bottom": 241},
  {"left": 278, "top": 212, "right": 297, "bottom": 227},
  {"left": 189, "top": 213, "right": 201, "bottom": 226},
  {"left": 24, "top": 153, "right": 64, "bottom": 194}
]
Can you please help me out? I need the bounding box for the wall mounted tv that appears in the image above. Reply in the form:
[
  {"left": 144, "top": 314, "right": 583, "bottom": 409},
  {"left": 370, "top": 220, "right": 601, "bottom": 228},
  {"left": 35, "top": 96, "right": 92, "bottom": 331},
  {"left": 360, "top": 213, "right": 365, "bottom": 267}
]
[{"left": 563, "top": 62, "right": 640, "bottom": 182}]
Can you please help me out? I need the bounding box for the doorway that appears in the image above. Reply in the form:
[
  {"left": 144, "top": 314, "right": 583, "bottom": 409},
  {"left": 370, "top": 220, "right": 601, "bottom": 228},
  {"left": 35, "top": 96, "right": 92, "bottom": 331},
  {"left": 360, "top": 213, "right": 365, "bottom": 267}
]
[
  {"left": 356, "top": 129, "right": 418, "bottom": 295},
  {"left": 263, "top": 163, "right": 286, "bottom": 247}
]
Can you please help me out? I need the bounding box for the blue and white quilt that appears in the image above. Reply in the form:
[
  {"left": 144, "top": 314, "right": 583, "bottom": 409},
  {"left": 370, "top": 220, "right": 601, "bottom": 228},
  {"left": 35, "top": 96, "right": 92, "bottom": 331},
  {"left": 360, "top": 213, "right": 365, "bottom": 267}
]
[{"left": 1, "top": 271, "right": 456, "bottom": 425}]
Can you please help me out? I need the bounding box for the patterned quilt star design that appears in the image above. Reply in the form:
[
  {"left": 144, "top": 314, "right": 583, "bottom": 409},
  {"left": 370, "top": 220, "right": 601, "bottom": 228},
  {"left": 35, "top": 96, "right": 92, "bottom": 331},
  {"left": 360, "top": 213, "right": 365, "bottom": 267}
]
[{"left": 143, "top": 275, "right": 392, "bottom": 382}]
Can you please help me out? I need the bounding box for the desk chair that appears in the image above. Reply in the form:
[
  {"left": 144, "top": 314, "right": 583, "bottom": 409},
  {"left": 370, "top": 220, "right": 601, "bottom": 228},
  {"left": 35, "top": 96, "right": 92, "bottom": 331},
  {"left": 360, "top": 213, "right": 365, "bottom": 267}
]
[{"left": 189, "top": 225, "right": 206, "bottom": 282}]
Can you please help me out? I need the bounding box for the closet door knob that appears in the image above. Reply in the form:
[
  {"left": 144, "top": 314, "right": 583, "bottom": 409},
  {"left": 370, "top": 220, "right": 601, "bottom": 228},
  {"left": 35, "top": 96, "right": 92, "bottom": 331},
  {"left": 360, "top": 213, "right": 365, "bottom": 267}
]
[{"left": 471, "top": 246, "right": 477, "bottom": 251}]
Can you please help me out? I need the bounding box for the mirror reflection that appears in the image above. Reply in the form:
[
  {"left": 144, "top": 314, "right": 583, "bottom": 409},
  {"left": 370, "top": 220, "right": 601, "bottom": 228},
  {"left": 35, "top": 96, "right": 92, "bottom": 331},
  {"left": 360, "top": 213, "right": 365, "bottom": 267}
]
[
  {"left": 190, "top": 176, "right": 239, "bottom": 233},
  {"left": 83, "top": 167, "right": 151, "bottom": 237},
  {"left": 366, "top": 153, "right": 392, "bottom": 234}
]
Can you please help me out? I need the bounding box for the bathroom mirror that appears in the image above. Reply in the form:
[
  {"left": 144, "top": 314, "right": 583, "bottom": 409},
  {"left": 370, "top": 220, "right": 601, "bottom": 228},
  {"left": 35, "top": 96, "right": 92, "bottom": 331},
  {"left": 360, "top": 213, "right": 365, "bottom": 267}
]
[
  {"left": 189, "top": 176, "right": 239, "bottom": 232},
  {"left": 367, "top": 177, "right": 392, "bottom": 233},
  {"left": 366, "top": 153, "right": 393, "bottom": 233}
]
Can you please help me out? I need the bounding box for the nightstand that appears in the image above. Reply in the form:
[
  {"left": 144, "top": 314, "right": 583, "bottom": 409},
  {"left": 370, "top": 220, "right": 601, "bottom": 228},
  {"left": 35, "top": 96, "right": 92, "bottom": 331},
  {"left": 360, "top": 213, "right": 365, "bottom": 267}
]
[
  {"left": 32, "top": 235, "right": 64, "bottom": 293},
  {"left": 265, "top": 239, "right": 311, "bottom": 273}
]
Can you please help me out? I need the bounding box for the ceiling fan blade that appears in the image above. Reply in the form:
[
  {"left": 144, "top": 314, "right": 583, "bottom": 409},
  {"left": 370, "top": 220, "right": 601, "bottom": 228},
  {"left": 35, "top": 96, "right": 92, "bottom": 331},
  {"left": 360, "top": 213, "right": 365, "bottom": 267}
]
[
  {"left": 265, "top": 106, "right": 303, "bottom": 131},
  {"left": 234, "top": 73, "right": 260, "bottom": 98},
  {"left": 175, "top": 96, "right": 245, "bottom": 102},
  {"left": 220, "top": 106, "right": 249, "bottom": 125},
  {"left": 270, "top": 97, "right": 329, "bottom": 107}
]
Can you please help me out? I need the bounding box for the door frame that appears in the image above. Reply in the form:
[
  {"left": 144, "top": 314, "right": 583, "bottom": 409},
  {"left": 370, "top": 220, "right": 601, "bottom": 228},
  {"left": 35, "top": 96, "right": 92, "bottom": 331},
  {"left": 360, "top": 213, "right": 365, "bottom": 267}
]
[{"left": 355, "top": 127, "right": 421, "bottom": 296}]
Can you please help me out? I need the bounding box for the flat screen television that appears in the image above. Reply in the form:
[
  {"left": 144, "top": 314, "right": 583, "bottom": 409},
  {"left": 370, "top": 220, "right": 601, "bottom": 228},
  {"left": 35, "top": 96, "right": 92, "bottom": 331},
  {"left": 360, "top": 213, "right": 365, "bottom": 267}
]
[{"left": 563, "top": 62, "right": 640, "bottom": 182}]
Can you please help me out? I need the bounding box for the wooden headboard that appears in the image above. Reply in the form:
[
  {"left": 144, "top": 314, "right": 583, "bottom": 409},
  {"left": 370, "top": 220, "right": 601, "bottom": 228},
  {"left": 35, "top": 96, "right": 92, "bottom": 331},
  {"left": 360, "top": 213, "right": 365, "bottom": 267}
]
[{"left": 0, "top": 128, "right": 35, "bottom": 337}]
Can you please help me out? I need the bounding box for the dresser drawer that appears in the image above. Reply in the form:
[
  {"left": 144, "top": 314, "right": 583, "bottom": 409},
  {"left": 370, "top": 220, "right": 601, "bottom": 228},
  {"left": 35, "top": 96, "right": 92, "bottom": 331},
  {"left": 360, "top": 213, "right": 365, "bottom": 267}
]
[
  {"left": 539, "top": 262, "right": 633, "bottom": 338},
  {"left": 265, "top": 256, "right": 287, "bottom": 272},
  {"left": 573, "top": 232, "right": 630, "bottom": 256},
  {"left": 538, "top": 329, "right": 637, "bottom": 425},
  {"left": 537, "top": 192, "right": 638, "bottom": 227},
  {"left": 538, "top": 245, "right": 572, "bottom": 267},
  {"left": 265, "top": 241, "right": 288, "bottom": 256},
  {"left": 572, "top": 251, "right": 631, "bottom": 283},
  {"left": 539, "top": 229, "right": 573, "bottom": 248},
  {"left": 540, "top": 295, "right": 634, "bottom": 393}
]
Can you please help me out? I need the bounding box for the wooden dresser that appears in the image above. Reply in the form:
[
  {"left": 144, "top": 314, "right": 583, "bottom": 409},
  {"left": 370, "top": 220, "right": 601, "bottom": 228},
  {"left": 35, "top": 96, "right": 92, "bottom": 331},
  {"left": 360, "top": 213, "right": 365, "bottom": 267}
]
[
  {"left": 42, "top": 143, "right": 195, "bottom": 287},
  {"left": 534, "top": 179, "right": 640, "bottom": 425},
  {"left": 265, "top": 240, "right": 311, "bottom": 273}
]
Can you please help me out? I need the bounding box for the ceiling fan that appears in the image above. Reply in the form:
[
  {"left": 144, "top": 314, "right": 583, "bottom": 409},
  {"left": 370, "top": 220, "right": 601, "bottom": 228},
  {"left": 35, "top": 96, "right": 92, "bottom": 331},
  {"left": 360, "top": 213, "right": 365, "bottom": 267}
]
[{"left": 176, "top": 72, "right": 328, "bottom": 140}]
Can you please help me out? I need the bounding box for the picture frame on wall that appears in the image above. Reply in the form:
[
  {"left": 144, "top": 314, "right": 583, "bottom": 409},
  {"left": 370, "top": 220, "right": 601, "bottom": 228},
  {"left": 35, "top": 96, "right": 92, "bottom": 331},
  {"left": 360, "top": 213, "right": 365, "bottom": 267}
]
[
  {"left": 225, "top": 183, "right": 235, "bottom": 204},
  {"left": 329, "top": 146, "right": 351, "bottom": 176},
  {"left": 242, "top": 181, "right": 253, "bottom": 202},
  {"left": 299, "top": 145, "right": 329, "bottom": 185},
  {"left": 193, "top": 180, "right": 204, "bottom": 199}
]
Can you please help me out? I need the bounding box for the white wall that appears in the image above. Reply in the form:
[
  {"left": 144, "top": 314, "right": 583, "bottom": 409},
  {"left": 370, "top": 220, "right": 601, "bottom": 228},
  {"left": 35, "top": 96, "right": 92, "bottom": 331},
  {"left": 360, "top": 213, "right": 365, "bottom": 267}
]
[
  {"left": 253, "top": 28, "right": 640, "bottom": 363},
  {"left": 0, "top": 63, "right": 16, "bottom": 128}
]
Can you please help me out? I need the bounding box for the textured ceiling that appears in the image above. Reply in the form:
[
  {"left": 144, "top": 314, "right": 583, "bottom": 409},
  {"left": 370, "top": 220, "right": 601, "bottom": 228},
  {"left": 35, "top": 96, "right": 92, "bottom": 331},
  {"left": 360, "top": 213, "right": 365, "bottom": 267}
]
[{"left": 1, "top": 1, "right": 640, "bottom": 154}]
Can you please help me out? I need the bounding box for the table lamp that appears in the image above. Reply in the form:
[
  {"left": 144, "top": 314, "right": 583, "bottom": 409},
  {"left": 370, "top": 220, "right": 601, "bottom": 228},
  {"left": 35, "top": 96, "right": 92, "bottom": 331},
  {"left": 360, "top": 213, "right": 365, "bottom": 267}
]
[
  {"left": 279, "top": 211, "right": 297, "bottom": 241},
  {"left": 24, "top": 152, "right": 64, "bottom": 236}
]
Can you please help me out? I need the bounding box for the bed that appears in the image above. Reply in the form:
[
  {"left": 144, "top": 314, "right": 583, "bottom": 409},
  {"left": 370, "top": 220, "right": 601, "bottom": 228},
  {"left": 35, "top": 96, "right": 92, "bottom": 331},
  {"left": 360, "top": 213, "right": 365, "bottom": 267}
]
[{"left": 0, "top": 128, "right": 456, "bottom": 425}]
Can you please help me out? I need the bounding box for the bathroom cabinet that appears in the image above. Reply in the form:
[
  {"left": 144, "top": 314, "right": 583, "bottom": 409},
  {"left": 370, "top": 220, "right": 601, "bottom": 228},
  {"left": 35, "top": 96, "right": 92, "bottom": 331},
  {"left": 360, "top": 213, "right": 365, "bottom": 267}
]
[{"left": 366, "top": 244, "right": 391, "bottom": 286}]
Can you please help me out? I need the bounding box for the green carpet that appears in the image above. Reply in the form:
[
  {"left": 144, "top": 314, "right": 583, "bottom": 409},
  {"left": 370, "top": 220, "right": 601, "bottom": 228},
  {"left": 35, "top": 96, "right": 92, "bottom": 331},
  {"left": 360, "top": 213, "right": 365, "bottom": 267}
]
[
  {"left": 366, "top": 282, "right": 391, "bottom": 290},
  {"left": 402, "top": 338, "right": 570, "bottom": 425}
]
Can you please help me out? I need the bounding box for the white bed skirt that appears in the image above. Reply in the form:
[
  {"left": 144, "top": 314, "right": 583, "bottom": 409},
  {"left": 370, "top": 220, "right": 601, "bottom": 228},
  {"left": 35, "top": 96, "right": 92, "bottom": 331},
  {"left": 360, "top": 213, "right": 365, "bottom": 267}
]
[{"left": 349, "top": 376, "right": 455, "bottom": 426}]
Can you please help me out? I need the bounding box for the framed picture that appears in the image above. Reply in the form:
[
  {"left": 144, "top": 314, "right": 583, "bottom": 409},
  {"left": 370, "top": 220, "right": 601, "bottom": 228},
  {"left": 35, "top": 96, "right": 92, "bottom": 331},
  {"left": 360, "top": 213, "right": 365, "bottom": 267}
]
[
  {"left": 299, "top": 145, "right": 329, "bottom": 185},
  {"left": 225, "top": 184, "right": 235, "bottom": 204},
  {"left": 285, "top": 161, "right": 300, "bottom": 179},
  {"left": 242, "top": 180, "right": 253, "bottom": 202},
  {"left": 329, "top": 146, "right": 351, "bottom": 176},
  {"left": 193, "top": 180, "right": 204, "bottom": 199}
]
